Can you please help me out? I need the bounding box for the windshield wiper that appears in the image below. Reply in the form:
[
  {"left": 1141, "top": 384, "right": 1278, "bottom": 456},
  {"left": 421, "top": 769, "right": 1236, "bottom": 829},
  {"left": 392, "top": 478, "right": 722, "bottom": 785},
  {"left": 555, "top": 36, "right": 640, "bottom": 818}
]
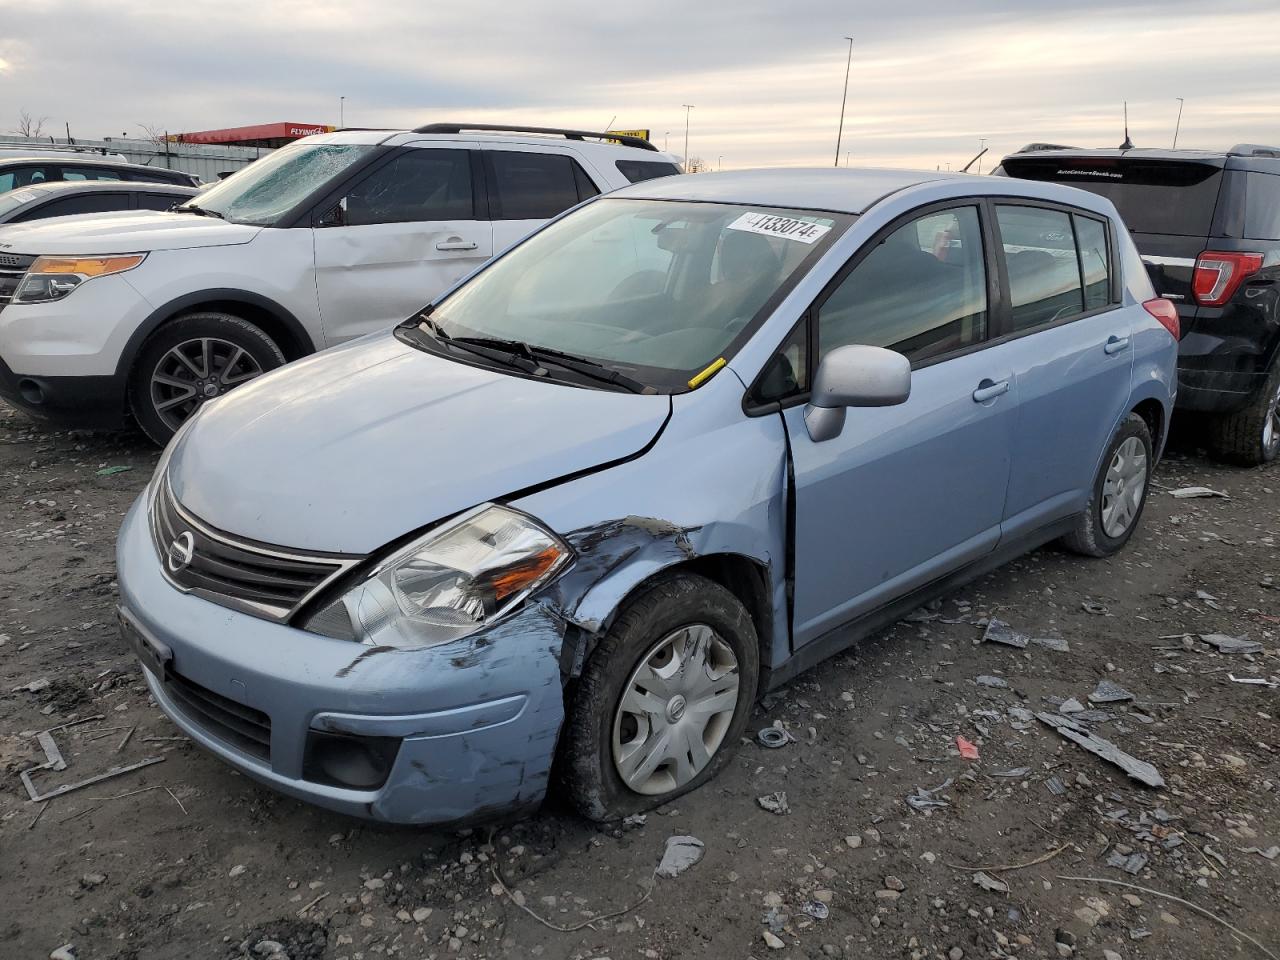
[
  {"left": 416, "top": 320, "right": 545, "bottom": 375},
  {"left": 180, "top": 203, "right": 225, "bottom": 220},
  {"left": 519, "top": 344, "right": 652, "bottom": 394}
]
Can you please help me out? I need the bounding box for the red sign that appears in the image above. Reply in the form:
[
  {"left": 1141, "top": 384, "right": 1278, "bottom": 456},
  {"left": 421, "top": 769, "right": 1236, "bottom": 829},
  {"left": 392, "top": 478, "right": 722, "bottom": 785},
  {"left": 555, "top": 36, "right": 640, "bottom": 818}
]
[{"left": 172, "top": 123, "right": 337, "bottom": 146}]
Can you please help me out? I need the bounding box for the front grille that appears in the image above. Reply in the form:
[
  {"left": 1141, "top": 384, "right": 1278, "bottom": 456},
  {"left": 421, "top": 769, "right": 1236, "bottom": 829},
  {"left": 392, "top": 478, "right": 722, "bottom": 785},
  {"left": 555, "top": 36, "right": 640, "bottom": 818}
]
[
  {"left": 0, "top": 253, "right": 35, "bottom": 310},
  {"left": 150, "top": 479, "right": 360, "bottom": 621},
  {"left": 163, "top": 667, "right": 272, "bottom": 761}
]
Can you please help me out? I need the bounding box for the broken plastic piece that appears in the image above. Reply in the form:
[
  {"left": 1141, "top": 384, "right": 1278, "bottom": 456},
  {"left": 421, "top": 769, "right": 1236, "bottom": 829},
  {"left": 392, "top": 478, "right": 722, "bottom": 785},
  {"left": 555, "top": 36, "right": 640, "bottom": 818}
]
[
  {"left": 1089, "top": 679, "right": 1135, "bottom": 704},
  {"left": 973, "top": 871, "right": 1009, "bottom": 893},
  {"left": 1107, "top": 851, "right": 1149, "bottom": 875},
  {"left": 803, "top": 900, "right": 830, "bottom": 920},
  {"left": 982, "top": 619, "right": 1029, "bottom": 648},
  {"left": 1169, "top": 486, "right": 1228, "bottom": 499},
  {"left": 757, "top": 727, "right": 790, "bottom": 749},
  {"left": 1036, "top": 713, "right": 1164, "bottom": 788},
  {"left": 656, "top": 835, "right": 704, "bottom": 878},
  {"left": 95, "top": 465, "right": 134, "bottom": 477},
  {"left": 956, "top": 736, "right": 980, "bottom": 761},
  {"left": 975, "top": 675, "right": 1009, "bottom": 688},
  {"left": 757, "top": 792, "right": 790, "bottom": 815},
  {"left": 1200, "top": 634, "right": 1263, "bottom": 654},
  {"left": 1228, "top": 674, "right": 1277, "bottom": 687}
]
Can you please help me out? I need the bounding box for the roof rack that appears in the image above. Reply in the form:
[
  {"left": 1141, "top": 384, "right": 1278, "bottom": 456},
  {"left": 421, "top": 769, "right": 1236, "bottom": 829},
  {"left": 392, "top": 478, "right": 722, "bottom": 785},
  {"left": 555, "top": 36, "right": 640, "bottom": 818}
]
[
  {"left": 411, "top": 123, "right": 659, "bottom": 152},
  {"left": 1227, "top": 143, "right": 1280, "bottom": 159}
]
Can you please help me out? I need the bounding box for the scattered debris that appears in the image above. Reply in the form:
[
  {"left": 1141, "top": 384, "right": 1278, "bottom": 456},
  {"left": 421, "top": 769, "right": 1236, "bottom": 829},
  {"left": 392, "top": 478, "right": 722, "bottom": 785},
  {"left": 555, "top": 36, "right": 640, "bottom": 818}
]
[
  {"left": 1059, "top": 697, "right": 1085, "bottom": 714},
  {"left": 1045, "top": 776, "right": 1067, "bottom": 796},
  {"left": 975, "top": 675, "right": 1009, "bottom": 688},
  {"left": 1036, "top": 713, "right": 1164, "bottom": 788},
  {"left": 948, "top": 843, "right": 1071, "bottom": 875},
  {"left": 955, "top": 736, "right": 980, "bottom": 761},
  {"left": 989, "top": 767, "right": 1031, "bottom": 778},
  {"left": 1168, "top": 486, "right": 1229, "bottom": 499},
  {"left": 1031, "top": 635, "right": 1071, "bottom": 652},
  {"left": 94, "top": 465, "right": 134, "bottom": 476},
  {"left": 1090, "top": 679, "right": 1136, "bottom": 704},
  {"left": 907, "top": 778, "right": 953, "bottom": 811},
  {"left": 1241, "top": 846, "right": 1280, "bottom": 861},
  {"left": 1081, "top": 601, "right": 1109, "bottom": 615},
  {"left": 762, "top": 930, "right": 785, "bottom": 950},
  {"left": 982, "top": 619, "right": 1029, "bottom": 648},
  {"left": 1200, "top": 633, "right": 1264, "bottom": 654},
  {"left": 757, "top": 727, "right": 791, "bottom": 749},
  {"left": 13, "top": 677, "right": 51, "bottom": 694},
  {"left": 1229, "top": 674, "right": 1278, "bottom": 687},
  {"left": 757, "top": 792, "right": 790, "bottom": 816},
  {"left": 802, "top": 900, "right": 830, "bottom": 920},
  {"left": 1058, "top": 876, "right": 1278, "bottom": 960},
  {"left": 20, "top": 727, "right": 165, "bottom": 803},
  {"left": 656, "top": 836, "right": 705, "bottom": 878},
  {"left": 973, "top": 871, "right": 1009, "bottom": 893},
  {"left": 1107, "top": 851, "right": 1149, "bottom": 875}
]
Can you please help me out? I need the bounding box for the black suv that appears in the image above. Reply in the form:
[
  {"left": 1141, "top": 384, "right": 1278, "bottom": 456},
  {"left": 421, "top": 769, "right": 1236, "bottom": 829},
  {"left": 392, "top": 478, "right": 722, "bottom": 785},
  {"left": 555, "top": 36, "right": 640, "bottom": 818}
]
[{"left": 996, "top": 144, "right": 1280, "bottom": 464}]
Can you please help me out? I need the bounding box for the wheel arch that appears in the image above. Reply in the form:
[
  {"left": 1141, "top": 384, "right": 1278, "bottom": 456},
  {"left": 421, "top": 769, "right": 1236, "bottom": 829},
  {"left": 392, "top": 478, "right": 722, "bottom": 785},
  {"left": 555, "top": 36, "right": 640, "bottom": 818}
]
[{"left": 116, "top": 289, "right": 320, "bottom": 382}]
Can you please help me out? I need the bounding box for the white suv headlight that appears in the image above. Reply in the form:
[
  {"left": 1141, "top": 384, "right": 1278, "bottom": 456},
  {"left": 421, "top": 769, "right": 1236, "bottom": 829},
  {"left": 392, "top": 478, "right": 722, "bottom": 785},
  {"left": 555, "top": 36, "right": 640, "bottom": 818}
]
[
  {"left": 301, "top": 504, "right": 572, "bottom": 649},
  {"left": 14, "top": 255, "right": 147, "bottom": 304}
]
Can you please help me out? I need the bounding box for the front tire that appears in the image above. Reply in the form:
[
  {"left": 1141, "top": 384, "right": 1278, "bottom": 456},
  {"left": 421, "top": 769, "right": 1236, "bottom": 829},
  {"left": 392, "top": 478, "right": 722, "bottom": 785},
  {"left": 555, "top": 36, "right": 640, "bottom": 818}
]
[
  {"left": 560, "top": 573, "right": 759, "bottom": 821},
  {"left": 129, "top": 311, "right": 285, "bottom": 445},
  {"left": 1207, "top": 363, "right": 1280, "bottom": 466},
  {"left": 1060, "top": 412, "right": 1153, "bottom": 557}
]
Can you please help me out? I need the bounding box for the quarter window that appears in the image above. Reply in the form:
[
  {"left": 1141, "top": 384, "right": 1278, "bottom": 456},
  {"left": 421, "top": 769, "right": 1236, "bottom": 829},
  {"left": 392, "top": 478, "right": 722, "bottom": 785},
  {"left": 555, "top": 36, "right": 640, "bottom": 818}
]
[
  {"left": 1074, "top": 215, "right": 1111, "bottom": 310},
  {"left": 486, "top": 152, "right": 595, "bottom": 220},
  {"left": 818, "top": 206, "right": 988, "bottom": 364},
  {"left": 1245, "top": 172, "right": 1280, "bottom": 241},
  {"left": 340, "top": 149, "right": 473, "bottom": 225},
  {"left": 996, "top": 206, "right": 1085, "bottom": 331}
]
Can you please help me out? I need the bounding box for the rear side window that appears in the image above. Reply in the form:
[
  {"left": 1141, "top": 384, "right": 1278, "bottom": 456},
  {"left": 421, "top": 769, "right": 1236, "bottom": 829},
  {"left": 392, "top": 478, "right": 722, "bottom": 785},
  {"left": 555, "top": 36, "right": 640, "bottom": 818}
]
[
  {"left": 1074, "top": 215, "right": 1111, "bottom": 310},
  {"left": 0, "top": 166, "right": 49, "bottom": 191},
  {"left": 342, "top": 149, "right": 473, "bottom": 225},
  {"left": 57, "top": 166, "right": 124, "bottom": 181},
  {"left": 1245, "top": 172, "right": 1280, "bottom": 240},
  {"left": 1002, "top": 157, "right": 1222, "bottom": 238},
  {"left": 486, "top": 152, "right": 595, "bottom": 220},
  {"left": 818, "top": 205, "right": 988, "bottom": 364},
  {"left": 15, "top": 193, "right": 128, "bottom": 221},
  {"left": 996, "top": 206, "right": 1084, "bottom": 330},
  {"left": 616, "top": 159, "right": 681, "bottom": 183}
]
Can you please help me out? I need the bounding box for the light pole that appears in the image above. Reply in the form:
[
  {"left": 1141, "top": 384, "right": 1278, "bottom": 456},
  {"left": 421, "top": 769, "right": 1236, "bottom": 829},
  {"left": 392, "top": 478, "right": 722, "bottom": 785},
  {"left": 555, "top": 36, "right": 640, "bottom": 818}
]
[
  {"left": 1173, "top": 98, "right": 1184, "bottom": 149},
  {"left": 664, "top": 131, "right": 670, "bottom": 150},
  {"left": 681, "top": 105, "right": 694, "bottom": 167},
  {"left": 339, "top": 96, "right": 345, "bottom": 128},
  {"left": 718, "top": 155, "right": 723, "bottom": 171},
  {"left": 834, "top": 35, "right": 853, "bottom": 167}
]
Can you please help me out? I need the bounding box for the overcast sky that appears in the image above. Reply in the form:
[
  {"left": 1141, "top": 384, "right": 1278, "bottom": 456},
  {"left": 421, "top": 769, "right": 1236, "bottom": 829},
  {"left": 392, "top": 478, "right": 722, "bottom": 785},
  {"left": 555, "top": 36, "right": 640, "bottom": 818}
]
[{"left": 3, "top": 0, "right": 1279, "bottom": 171}]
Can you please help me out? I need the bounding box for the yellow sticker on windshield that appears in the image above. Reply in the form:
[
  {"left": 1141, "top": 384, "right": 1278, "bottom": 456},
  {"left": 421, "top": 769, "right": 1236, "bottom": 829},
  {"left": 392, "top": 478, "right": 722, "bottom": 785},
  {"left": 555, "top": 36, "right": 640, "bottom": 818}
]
[{"left": 688, "top": 357, "right": 727, "bottom": 389}]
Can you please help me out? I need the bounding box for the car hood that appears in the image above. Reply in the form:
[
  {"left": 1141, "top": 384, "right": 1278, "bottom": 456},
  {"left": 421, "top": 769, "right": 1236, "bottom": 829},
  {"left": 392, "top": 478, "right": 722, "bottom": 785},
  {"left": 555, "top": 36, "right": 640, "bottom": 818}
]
[
  {"left": 0, "top": 210, "right": 260, "bottom": 254},
  {"left": 166, "top": 334, "right": 672, "bottom": 554}
]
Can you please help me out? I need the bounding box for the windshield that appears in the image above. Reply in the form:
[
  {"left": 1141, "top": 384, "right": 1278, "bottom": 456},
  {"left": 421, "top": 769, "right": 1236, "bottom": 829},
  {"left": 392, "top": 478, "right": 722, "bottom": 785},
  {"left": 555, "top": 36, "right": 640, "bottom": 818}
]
[
  {"left": 181, "top": 143, "right": 375, "bottom": 225},
  {"left": 0, "top": 188, "right": 40, "bottom": 220},
  {"left": 424, "top": 198, "right": 846, "bottom": 391}
]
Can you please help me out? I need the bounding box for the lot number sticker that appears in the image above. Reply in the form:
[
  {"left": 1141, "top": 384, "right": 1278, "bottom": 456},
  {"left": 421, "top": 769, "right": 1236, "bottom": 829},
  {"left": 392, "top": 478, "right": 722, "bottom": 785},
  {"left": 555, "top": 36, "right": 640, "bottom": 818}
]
[{"left": 727, "top": 212, "right": 832, "bottom": 244}]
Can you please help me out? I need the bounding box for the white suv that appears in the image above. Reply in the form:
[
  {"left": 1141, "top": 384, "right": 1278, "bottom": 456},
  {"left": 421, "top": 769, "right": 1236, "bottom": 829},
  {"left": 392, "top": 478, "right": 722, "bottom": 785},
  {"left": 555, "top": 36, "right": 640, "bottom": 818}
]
[{"left": 0, "top": 124, "right": 681, "bottom": 442}]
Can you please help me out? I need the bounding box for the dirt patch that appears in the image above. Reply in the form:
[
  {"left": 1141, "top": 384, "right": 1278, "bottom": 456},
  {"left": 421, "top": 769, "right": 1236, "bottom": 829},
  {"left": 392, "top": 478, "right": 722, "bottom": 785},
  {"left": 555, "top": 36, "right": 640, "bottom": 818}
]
[{"left": 0, "top": 403, "right": 1277, "bottom": 960}]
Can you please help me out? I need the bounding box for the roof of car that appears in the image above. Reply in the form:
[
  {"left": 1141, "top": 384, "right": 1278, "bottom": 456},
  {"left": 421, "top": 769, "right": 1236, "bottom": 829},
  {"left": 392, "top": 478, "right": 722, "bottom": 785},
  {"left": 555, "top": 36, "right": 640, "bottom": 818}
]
[
  {"left": 0, "top": 155, "right": 182, "bottom": 172},
  {"left": 307, "top": 129, "right": 681, "bottom": 161},
  {"left": 4, "top": 180, "right": 197, "bottom": 197},
  {"left": 610, "top": 167, "right": 967, "bottom": 214}
]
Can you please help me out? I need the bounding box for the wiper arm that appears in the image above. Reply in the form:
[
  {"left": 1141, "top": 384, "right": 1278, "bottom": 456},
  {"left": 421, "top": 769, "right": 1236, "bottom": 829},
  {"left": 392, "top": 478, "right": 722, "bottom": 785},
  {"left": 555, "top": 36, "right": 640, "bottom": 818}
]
[
  {"left": 180, "top": 203, "right": 225, "bottom": 220},
  {"left": 417, "top": 324, "right": 545, "bottom": 375},
  {"left": 521, "top": 344, "right": 652, "bottom": 394}
]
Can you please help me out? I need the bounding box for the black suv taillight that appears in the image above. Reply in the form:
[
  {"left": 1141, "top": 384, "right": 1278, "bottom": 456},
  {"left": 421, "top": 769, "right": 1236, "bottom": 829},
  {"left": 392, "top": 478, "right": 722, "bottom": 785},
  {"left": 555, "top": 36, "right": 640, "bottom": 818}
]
[{"left": 1192, "top": 251, "right": 1263, "bottom": 307}]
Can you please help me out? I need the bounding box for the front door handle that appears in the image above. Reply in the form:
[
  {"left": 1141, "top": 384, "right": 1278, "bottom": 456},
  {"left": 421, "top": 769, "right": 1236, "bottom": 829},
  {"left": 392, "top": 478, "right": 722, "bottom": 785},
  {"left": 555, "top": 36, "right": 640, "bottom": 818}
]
[
  {"left": 1104, "top": 335, "right": 1131, "bottom": 355},
  {"left": 436, "top": 238, "right": 478, "bottom": 251},
  {"left": 972, "top": 378, "right": 1010, "bottom": 403}
]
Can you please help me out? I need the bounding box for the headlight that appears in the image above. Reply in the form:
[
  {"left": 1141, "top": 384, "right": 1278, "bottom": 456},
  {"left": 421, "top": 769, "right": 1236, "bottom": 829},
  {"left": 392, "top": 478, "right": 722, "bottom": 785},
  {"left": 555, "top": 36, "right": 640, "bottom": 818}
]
[
  {"left": 14, "top": 254, "right": 147, "bottom": 304},
  {"left": 301, "top": 504, "right": 572, "bottom": 649}
]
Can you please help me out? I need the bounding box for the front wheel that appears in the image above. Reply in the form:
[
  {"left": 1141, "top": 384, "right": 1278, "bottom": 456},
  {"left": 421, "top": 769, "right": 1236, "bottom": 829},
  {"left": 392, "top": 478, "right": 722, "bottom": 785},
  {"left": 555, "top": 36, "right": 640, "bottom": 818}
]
[
  {"left": 560, "top": 573, "right": 759, "bottom": 821},
  {"left": 1060, "top": 412, "right": 1153, "bottom": 557},
  {"left": 129, "top": 311, "right": 285, "bottom": 445}
]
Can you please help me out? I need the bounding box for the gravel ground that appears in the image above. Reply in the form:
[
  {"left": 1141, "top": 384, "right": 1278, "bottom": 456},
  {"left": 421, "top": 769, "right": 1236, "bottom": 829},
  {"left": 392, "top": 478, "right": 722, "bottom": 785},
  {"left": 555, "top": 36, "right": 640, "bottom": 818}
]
[{"left": 1, "top": 400, "right": 1277, "bottom": 960}]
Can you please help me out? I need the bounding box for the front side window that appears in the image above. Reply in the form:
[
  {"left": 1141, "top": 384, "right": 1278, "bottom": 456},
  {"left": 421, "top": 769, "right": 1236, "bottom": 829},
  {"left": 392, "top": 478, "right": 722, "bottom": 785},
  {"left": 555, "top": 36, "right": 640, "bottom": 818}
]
[
  {"left": 422, "top": 198, "right": 846, "bottom": 391},
  {"left": 486, "top": 152, "right": 594, "bottom": 220},
  {"left": 183, "top": 143, "right": 376, "bottom": 225},
  {"left": 818, "top": 206, "right": 988, "bottom": 364},
  {"left": 996, "top": 205, "right": 1085, "bottom": 331},
  {"left": 338, "top": 149, "right": 473, "bottom": 225},
  {"left": 137, "top": 192, "right": 185, "bottom": 211},
  {"left": 17, "top": 193, "right": 126, "bottom": 221},
  {"left": 58, "top": 167, "right": 122, "bottom": 182},
  {"left": 0, "top": 166, "right": 47, "bottom": 191}
]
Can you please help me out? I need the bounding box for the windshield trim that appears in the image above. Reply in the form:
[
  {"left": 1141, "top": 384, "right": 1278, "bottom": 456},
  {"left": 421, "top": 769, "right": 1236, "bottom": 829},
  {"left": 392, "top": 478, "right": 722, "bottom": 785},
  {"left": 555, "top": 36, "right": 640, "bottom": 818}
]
[{"left": 418, "top": 197, "right": 854, "bottom": 394}]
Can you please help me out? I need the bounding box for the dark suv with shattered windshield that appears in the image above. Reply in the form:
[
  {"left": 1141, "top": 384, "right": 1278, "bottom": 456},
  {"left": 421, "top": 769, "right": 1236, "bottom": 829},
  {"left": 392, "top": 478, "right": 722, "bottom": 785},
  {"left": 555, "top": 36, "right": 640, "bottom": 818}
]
[{"left": 997, "top": 144, "right": 1280, "bottom": 464}]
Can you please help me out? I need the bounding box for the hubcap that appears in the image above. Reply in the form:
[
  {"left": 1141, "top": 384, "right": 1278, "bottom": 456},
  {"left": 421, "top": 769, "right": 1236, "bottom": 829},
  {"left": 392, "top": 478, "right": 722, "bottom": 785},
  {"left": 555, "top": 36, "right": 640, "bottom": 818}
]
[
  {"left": 1100, "top": 436, "right": 1148, "bottom": 538},
  {"left": 1262, "top": 379, "right": 1280, "bottom": 454},
  {"left": 611, "top": 624, "right": 740, "bottom": 796},
  {"left": 149, "top": 337, "right": 264, "bottom": 432}
]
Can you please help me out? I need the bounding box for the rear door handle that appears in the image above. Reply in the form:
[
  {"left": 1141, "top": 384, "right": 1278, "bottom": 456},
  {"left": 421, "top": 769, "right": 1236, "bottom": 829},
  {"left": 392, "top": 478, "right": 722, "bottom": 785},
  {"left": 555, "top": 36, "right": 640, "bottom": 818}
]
[
  {"left": 436, "top": 238, "right": 478, "bottom": 251},
  {"left": 1104, "top": 335, "right": 1131, "bottom": 355},
  {"left": 972, "top": 378, "right": 1010, "bottom": 403}
]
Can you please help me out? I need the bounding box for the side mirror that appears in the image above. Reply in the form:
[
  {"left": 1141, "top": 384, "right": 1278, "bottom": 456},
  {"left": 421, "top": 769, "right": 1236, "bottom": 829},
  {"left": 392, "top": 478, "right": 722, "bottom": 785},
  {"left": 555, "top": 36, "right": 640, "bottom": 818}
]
[{"left": 803, "top": 344, "right": 911, "bottom": 442}]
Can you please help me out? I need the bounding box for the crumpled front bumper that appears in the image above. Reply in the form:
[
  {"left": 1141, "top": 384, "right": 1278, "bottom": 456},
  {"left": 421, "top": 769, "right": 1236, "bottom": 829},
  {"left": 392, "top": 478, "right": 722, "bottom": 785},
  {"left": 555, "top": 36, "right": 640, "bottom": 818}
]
[{"left": 115, "top": 494, "right": 568, "bottom": 825}]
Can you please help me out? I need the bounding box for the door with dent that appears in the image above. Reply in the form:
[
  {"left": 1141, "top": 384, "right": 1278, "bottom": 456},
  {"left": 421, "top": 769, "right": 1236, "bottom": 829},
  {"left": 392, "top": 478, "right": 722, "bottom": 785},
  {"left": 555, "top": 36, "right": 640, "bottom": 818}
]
[
  {"left": 480, "top": 146, "right": 603, "bottom": 256},
  {"left": 990, "top": 204, "right": 1136, "bottom": 536},
  {"left": 313, "top": 144, "right": 492, "bottom": 344},
  {"left": 779, "top": 204, "right": 1018, "bottom": 646}
]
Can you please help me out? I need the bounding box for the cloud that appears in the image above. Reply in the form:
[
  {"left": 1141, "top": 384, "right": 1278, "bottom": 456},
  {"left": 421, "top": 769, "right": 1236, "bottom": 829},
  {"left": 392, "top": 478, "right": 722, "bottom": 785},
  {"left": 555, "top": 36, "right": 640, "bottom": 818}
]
[{"left": 2, "top": 0, "right": 1278, "bottom": 169}]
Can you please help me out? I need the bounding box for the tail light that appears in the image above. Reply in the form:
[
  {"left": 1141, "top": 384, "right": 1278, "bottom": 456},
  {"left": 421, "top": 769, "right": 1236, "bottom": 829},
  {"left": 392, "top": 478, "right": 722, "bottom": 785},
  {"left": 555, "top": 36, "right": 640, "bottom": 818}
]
[
  {"left": 1192, "top": 251, "right": 1263, "bottom": 306},
  {"left": 1143, "top": 298, "right": 1180, "bottom": 340}
]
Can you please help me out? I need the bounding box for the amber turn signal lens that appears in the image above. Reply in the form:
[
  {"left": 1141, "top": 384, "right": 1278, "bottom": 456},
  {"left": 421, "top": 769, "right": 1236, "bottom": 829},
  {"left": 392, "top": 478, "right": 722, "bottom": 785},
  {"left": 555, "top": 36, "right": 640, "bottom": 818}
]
[{"left": 28, "top": 255, "right": 146, "bottom": 277}]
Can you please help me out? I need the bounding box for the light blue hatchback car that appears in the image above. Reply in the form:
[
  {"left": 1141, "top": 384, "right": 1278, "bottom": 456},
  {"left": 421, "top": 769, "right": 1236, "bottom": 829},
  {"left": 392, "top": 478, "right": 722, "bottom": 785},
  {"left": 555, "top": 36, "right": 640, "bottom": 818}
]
[{"left": 116, "top": 168, "right": 1178, "bottom": 825}]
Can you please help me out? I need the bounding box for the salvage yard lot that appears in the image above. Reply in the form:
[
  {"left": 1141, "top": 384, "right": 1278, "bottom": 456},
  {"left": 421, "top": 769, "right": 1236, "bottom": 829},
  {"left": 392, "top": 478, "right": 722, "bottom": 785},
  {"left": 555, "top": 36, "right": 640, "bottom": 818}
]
[{"left": 1, "top": 400, "right": 1277, "bottom": 960}]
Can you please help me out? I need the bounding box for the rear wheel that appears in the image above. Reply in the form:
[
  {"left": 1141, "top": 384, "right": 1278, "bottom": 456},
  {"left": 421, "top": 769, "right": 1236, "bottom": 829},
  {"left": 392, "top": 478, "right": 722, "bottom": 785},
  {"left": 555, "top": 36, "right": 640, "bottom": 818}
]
[
  {"left": 1060, "top": 413, "right": 1153, "bottom": 557},
  {"left": 1207, "top": 363, "right": 1280, "bottom": 466},
  {"left": 129, "top": 311, "right": 285, "bottom": 445},
  {"left": 560, "top": 573, "right": 759, "bottom": 821}
]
